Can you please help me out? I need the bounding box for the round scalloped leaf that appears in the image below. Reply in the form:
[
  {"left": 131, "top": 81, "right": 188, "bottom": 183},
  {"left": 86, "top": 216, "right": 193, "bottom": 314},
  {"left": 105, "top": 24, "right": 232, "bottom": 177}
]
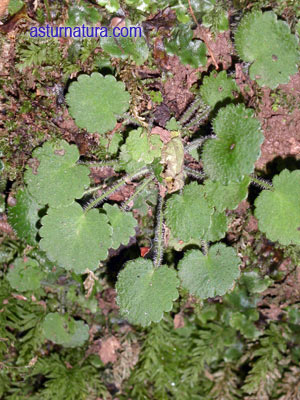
[
  {"left": 66, "top": 73, "right": 130, "bottom": 134},
  {"left": 200, "top": 70, "right": 239, "bottom": 109},
  {"left": 125, "top": 128, "right": 163, "bottom": 165},
  {"left": 178, "top": 244, "right": 240, "bottom": 299},
  {"left": 165, "top": 182, "right": 213, "bottom": 242},
  {"left": 202, "top": 104, "right": 263, "bottom": 183},
  {"left": 116, "top": 258, "right": 179, "bottom": 326},
  {"left": 39, "top": 203, "right": 112, "bottom": 273},
  {"left": 254, "top": 169, "right": 300, "bottom": 245},
  {"left": 103, "top": 203, "right": 137, "bottom": 249},
  {"left": 204, "top": 176, "right": 251, "bottom": 212},
  {"left": 25, "top": 140, "right": 90, "bottom": 208},
  {"left": 7, "top": 188, "right": 40, "bottom": 245},
  {"left": 42, "top": 312, "right": 89, "bottom": 347},
  {"left": 7, "top": 257, "right": 44, "bottom": 292},
  {"left": 100, "top": 27, "right": 149, "bottom": 65},
  {"left": 235, "top": 11, "right": 299, "bottom": 89}
]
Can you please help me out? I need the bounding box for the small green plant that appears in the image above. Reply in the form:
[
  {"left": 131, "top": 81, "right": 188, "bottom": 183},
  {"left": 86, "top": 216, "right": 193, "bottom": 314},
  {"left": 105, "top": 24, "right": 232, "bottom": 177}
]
[
  {"left": 7, "top": 64, "right": 300, "bottom": 331},
  {"left": 1, "top": 2, "right": 300, "bottom": 398}
]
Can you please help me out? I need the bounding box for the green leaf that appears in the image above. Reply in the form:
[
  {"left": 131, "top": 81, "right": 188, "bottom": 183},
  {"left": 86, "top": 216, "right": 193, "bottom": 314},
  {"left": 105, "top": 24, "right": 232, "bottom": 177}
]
[
  {"left": 165, "top": 182, "right": 213, "bottom": 242},
  {"left": 168, "top": 209, "right": 227, "bottom": 248},
  {"left": 132, "top": 182, "right": 158, "bottom": 216},
  {"left": 165, "top": 24, "right": 207, "bottom": 68},
  {"left": 67, "top": 0, "right": 101, "bottom": 26},
  {"left": 100, "top": 26, "right": 149, "bottom": 65},
  {"left": 7, "top": 257, "right": 44, "bottom": 292},
  {"left": 202, "top": 6, "right": 229, "bottom": 32},
  {"left": 7, "top": 188, "right": 40, "bottom": 245},
  {"left": 125, "top": 128, "right": 163, "bottom": 164},
  {"left": 97, "top": 0, "right": 120, "bottom": 13},
  {"left": 254, "top": 169, "right": 300, "bottom": 245},
  {"left": 178, "top": 244, "right": 240, "bottom": 299},
  {"left": 116, "top": 258, "right": 179, "bottom": 326},
  {"left": 8, "top": 0, "right": 24, "bottom": 15},
  {"left": 202, "top": 104, "right": 263, "bottom": 183},
  {"left": 204, "top": 176, "right": 251, "bottom": 212},
  {"left": 118, "top": 144, "right": 145, "bottom": 173},
  {"left": 103, "top": 204, "right": 137, "bottom": 249},
  {"left": 200, "top": 70, "right": 239, "bottom": 109},
  {"left": 240, "top": 270, "right": 272, "bottom": 294},
  {"left": 66, "top": 73, "right": 130, "bottom": 134},
  {"left": 25, "top": 140, "right": 90, "bottom": 208},
  {"left": 42, "top": 312, "right": 89, "bottom": 347},
  {"left": 166, "top": 117, "right": 181, "bottom": 131},
  {"left": 39, "top": 203, "right": 112, "bottom": 273},
  {"left": 235, "top": 11, "right": 299, "bottom": 89}
]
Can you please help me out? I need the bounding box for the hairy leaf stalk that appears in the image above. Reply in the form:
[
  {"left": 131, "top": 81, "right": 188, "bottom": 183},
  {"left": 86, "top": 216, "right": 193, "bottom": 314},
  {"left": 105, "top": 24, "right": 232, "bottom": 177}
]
[
  {"left": 179, "top": 96, "right": 206, "bottom": 126},
  {"left": 250, "top": 175, "right": 274, "bottom": 191},
  {"left": 184, "top": 166, "right": 206, "bottom": 180},
  {"left": 153, "top": 195, "right": 164, "bottom": 269},
  {"left": 183, "top": 105, "right": 211, "bottom": 129},
  {"left": 84, "top": 168, "right": 149, "bottom": 213}
]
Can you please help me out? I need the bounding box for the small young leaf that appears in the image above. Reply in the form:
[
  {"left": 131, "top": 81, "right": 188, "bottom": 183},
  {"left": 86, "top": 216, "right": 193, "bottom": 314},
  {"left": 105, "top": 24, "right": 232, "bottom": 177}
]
[
  {"left": 165, "top": 24, "right": 207, "bottom": 68},
  {"left": 204, "top": 176, "right": 251, "bottom": 212},
  {"left": 116, "top": 258, "right": 179, "bottom": 326},
  {"left": 103, "top": 203, "right": 137, "bottom": 249},
  {"left": 7, "top": 188, "right": 40, "bottom": 245},
  {"left": 165, "top": 182, "right": 213, "bottom": 242},
  {"left": 42, "top": 312, "right": 89, "bottom": 347},
  {"left": 66, "top": 72, "right": 130, "bottom": 134},
  {"left": 202, "top": 104, "right": 263, "bottom": 183},
  {"left": 117, "top": 144, "right": 145, "bottom": 173},
  {"left": 178, "top": 244, "right": 240, "bottom": 299},
  {"left": 39, "top": 203, "right": 112, "bottom": 273},
  {"left": 200, "top": 70, "right": 240, "bottom": 109},
  {"left": 254, "top": 169, "right": 300, "bottom": 245},
  {"left": 229, "top": 311, "right": 261, "bottom": 339},
  {"left": 7, "top": 257, "right": 44, "bottom": 292},
  {"left": 125, "top": 128, "right": 163, "bottom": 165},
  {"left": 235, "top": 11, "right": 299, "bottom": 89},
  {"left": 240, "top": 270, "right": 272, "bottom": 294},
  {"left": 25, "top": 140, "right": 90, "bottom": 208}
]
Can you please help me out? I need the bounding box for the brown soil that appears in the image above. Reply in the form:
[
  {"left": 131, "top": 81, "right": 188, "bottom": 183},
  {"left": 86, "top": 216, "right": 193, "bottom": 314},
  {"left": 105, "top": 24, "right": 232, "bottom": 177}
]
[{"left": 255, "top": 72, "right": 300, "bottom": 172}]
